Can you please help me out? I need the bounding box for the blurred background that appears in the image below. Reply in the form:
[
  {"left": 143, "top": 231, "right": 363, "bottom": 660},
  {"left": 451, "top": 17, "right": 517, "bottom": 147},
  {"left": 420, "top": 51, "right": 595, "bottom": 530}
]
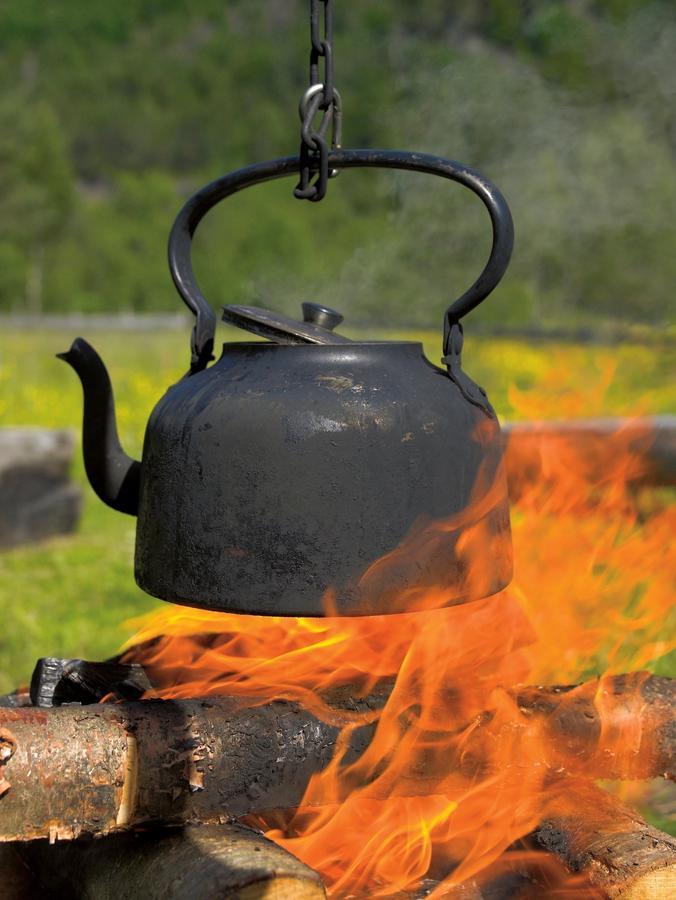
[
  {"left": 1, "top": 0, "right": 676, "bottom": 330},
  {"left": 0, "top": 0, "right": 674, "bottom": 753}
]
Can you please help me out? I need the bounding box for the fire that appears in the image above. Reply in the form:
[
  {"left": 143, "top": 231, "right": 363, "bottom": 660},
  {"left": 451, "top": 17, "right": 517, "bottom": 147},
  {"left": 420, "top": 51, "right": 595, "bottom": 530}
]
[{"left": 121, "top": 365, "right": 674, "bottom": 897}]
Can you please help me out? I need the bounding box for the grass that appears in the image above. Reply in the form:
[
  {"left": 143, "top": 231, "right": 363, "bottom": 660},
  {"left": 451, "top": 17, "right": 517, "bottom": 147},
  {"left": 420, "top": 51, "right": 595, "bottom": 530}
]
[{"left": 0, "top": 325, "right": 674, "bottom": 693}]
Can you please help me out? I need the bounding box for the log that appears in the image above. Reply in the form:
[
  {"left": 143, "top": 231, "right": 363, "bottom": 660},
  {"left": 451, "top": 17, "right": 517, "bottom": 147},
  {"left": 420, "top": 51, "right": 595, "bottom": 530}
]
[
  {"left": 414, "top": 859, "right": 573, "bottom": 898},
  {"left": 0, "top": 675, "right": 671, "bottom": 843},
  {"left": 414, "top": 673, "right": 674, "bottom": 790},
  {"left": 403, "top": 781, "right": 676, "bottom": 898},
  {"left": 13, "top": 822, "right": 326, "bottom": 900},
  {"left": 0, "top": 697, "right": 373, "bottom": 842},
  {"left": 506, "top": 673, "right": 674, "bottom": 782},
  {"left": 535, "top": 779, "right": 676, "bottom": 899},
  {"left": 503, "top": 415, "right": 676, "bottom": 496},
  {"left": 0, "top": 427, "right": 82, "bottom": 549}
]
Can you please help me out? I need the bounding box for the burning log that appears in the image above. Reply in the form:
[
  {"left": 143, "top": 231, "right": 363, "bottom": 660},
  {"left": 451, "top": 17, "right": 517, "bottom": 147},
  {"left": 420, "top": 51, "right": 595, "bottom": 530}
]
[
  {"left": 0, "top": 697, "right": 373, "bottom": 842},
  {"left": 408, "top": 781, "right": 676, "bottom": 899},
  {"left": 11, "top": 823, "right": 326, "bottom": 899},
  {"left": 506, "top": 673, "right": 674, "bottom": 782},
  {"left": 0, "top": 674, "right": 671, "bottom": 844},
  {"left": 534, "top": 778, "right": 676, "bottom": 899}
]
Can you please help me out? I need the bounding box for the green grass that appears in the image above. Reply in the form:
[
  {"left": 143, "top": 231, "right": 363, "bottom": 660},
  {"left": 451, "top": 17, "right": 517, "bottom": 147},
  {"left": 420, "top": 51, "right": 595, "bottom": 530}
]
[
  {"left": 0, "top": 502, "right": 160, "bottom": 693},
  {"left": 0, "top": 326, "right": 674, "bottom": 693}
]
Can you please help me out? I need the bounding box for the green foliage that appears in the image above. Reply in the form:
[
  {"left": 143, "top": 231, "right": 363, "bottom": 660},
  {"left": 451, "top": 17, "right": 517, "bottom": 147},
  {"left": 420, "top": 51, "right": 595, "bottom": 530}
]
[
  {"left": 0, "top": 1, "right": 675, "bottom": 326},
  {"left": 54, "top": 172, "right": 180, "bottom": 313},
  {"left": 0, "top": 94, "right": 73, "bottom": 312}
]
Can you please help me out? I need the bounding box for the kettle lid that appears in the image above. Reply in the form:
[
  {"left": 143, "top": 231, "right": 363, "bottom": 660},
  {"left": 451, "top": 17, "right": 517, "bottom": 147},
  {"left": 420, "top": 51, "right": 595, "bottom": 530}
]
[{"left": 222, "top": 302, "right": 352, "bottom": 344}]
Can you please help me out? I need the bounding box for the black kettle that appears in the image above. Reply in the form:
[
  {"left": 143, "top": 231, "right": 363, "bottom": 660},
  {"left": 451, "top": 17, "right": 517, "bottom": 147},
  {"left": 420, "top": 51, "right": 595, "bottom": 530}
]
[{"left": 60, "top": 149, "right": 514, "bottom": 616}]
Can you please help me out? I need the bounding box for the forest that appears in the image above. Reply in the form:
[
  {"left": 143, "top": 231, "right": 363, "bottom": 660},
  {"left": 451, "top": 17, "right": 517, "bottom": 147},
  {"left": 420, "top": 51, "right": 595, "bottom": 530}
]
[{"left": 1, "top": 0, "right": 675, "bottom": 329}]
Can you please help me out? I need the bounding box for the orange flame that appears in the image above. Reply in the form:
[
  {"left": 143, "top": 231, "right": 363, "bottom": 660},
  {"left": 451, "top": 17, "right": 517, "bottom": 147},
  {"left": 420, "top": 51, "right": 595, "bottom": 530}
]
[{"left": 122, "top": 371, "right": 674, "bottom": 897}]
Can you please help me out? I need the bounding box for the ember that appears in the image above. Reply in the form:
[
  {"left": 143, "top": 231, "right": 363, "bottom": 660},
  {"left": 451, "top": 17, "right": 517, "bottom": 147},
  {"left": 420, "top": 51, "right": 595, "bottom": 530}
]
[{"left": 111, "top": 374, "right": 675, "bottom": 897}]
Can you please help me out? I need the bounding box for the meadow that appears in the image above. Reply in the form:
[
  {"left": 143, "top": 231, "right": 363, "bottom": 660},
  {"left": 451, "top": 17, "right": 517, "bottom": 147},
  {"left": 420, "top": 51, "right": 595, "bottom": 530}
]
[{"left": 0, "top": 325, "right": 674, "bottom": 695}]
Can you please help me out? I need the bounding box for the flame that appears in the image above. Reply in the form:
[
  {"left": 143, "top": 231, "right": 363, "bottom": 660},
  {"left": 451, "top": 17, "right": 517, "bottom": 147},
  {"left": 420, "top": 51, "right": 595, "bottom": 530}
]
[{"left": 121, "top": 368, "right": 674, "bottom": 897}]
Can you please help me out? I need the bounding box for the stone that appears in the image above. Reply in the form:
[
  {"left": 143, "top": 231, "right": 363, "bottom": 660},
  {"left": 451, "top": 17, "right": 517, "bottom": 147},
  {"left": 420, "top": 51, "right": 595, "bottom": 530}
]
[{"left": 0, "top": 428, "right": 83, "bottom": 550}]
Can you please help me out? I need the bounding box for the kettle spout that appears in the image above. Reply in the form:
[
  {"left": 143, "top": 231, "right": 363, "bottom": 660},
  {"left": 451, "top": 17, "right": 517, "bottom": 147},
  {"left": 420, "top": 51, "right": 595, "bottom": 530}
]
[{"left": 57, "top": 337, "right": 140, "bottom": 515}]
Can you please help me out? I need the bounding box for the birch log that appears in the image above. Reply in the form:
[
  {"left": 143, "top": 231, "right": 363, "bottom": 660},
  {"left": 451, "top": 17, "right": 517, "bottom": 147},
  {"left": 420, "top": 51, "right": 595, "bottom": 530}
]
[
  {"left": 13, "top": 822, "right": 326, "bottom": 900},
  {"left": 0, "top": 675, "right": 671, "bottom": 843}
]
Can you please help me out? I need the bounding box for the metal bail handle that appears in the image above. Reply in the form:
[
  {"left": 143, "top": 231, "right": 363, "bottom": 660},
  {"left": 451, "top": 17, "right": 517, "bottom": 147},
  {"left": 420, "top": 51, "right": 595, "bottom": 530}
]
[{"left": 168, "top": 149, "right": 515, "bottom": 373}]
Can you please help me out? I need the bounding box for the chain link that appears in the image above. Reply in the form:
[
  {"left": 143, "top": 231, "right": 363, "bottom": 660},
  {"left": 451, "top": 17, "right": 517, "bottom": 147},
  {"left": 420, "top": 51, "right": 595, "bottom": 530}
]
[{"left": 294, "top": 0, "right": 342, "bottom": 202}]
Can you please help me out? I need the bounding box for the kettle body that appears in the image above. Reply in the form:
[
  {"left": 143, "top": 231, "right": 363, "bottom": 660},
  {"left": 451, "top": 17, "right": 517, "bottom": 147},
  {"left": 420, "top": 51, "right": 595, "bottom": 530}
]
[
  {"left": 134, "top": 339, "right": 511, "bottom": 615},
  {"left": 60, "top": 149, "right": 515, "bottom": 616}
]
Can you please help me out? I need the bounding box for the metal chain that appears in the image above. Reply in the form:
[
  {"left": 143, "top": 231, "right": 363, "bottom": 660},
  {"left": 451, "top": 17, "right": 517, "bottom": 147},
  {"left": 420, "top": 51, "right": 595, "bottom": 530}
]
[{"left": 294, "top": 0, "right": 342, "bottom": 202}]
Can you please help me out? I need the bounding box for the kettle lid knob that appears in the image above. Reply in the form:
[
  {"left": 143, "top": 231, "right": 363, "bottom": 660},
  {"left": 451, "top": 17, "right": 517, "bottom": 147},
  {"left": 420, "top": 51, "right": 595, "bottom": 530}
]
[{"left": 301, "top": 302, "right": 344, "bottom": 331}]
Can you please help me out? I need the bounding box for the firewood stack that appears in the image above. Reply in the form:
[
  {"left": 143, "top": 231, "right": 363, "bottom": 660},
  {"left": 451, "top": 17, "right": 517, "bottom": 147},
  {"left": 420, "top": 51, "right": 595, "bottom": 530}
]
[{"left": 0, "top": 661, "right": 674, "bottom": 898}]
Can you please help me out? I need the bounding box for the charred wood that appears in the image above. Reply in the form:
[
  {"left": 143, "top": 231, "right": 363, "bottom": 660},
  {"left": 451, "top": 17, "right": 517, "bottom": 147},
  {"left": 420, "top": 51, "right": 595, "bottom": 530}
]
[
  {"left": 29, "top": 657, "right": 151, "bottom": 707},
  {"left": 0, "top": 675, "right": 672, "bottom": 843},
  {"left": 0, "top": 690, "right": 31, "bottom": 710},
  {"left": 506, "top": 674, "right": 674, "bottom": 782},
  {"left": 534, "top": 778, "right": 676, "bottom": 898},
  {"left": 0, "top": 696, "right": 373, "bottom": 842},
  {"left": 403, "top": 782, "right": 676, "bottom": 898}
]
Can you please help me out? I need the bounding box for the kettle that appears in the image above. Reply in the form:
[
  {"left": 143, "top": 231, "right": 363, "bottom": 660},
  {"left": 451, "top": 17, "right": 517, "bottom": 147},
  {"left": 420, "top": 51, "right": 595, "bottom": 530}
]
[{"left": 60, "top": 149, "right": 514, "bottom": 616}]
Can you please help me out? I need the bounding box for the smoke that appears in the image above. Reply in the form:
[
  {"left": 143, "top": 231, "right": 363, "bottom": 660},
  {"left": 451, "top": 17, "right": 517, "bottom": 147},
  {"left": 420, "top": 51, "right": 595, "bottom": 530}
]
[{"left": 326, "top": 5, "right": 676, "bottom": 329}]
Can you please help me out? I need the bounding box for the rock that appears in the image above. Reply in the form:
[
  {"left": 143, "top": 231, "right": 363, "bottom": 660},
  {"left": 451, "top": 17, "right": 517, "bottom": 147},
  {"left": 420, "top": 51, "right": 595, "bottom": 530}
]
[{"left": 0, "top": 428, "right": 83, "bottom": 550}]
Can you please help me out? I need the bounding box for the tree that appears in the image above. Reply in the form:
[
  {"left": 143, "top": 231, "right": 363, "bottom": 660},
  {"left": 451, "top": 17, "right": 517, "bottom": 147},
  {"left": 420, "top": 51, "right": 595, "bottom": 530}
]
[{"left": 0, "top": 95, "right": 73, "bottom": 312}]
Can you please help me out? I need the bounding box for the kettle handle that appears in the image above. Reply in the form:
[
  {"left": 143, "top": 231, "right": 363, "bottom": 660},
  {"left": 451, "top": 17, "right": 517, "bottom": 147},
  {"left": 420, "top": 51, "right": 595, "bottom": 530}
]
[{"left": 168, "top": 149, "right": 514, "bottom": 373}]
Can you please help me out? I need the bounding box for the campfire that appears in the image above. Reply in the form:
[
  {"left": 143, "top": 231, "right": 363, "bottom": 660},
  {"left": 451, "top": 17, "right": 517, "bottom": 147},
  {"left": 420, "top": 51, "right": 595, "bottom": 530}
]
[
  {"left": 2, "top": 3, "right": 674, "bottom": 894},
  {"left": 1, "top": 384, "right": 674, "bottom": 898}
]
